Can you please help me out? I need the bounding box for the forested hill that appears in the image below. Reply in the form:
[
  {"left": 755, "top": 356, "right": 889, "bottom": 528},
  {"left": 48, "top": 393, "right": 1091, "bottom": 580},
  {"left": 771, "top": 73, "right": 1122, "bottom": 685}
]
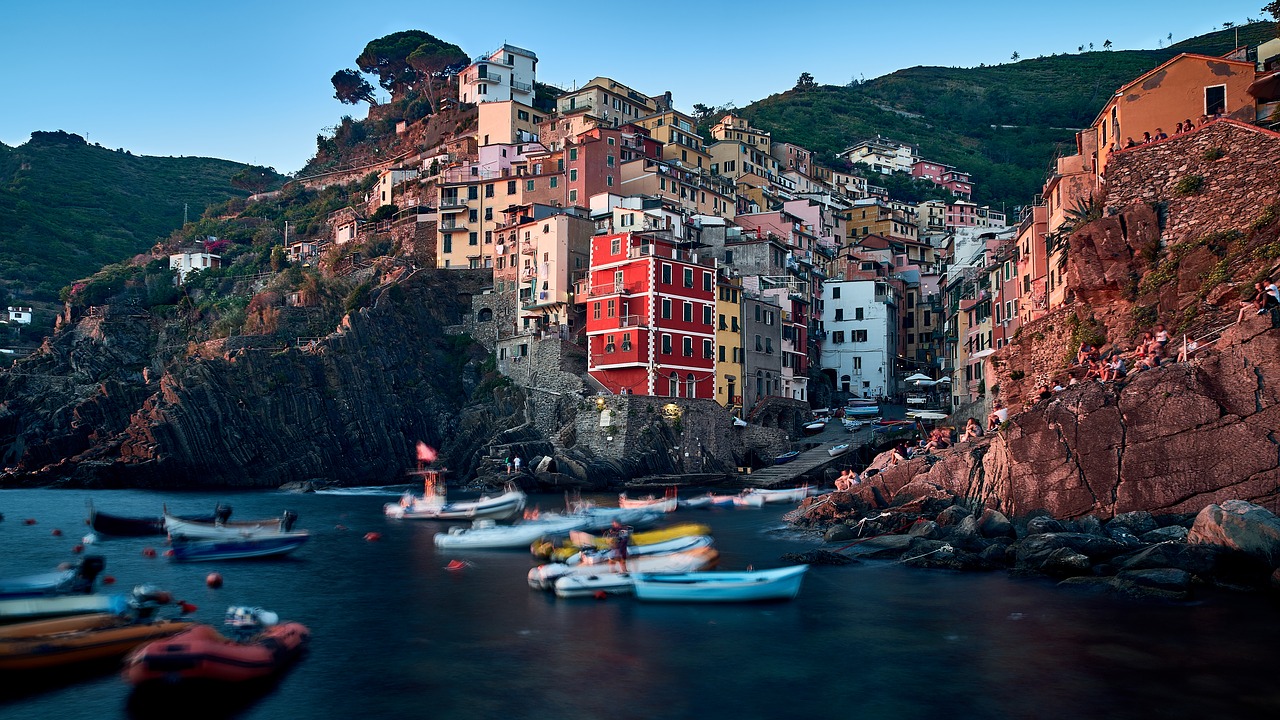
[
  {"left": 0, "top": 131, "right": 268, "bottom": 301},
  {"left": 733, "top": 21, "right": 1277, "bottom": 210}
]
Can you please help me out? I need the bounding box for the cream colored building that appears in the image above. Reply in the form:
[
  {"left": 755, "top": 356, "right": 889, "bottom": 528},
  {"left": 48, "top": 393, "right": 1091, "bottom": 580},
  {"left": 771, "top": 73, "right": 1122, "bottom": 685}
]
[
  {"left": 556, "top": 77, "right": 662, "bottom": 128},
  {"left": 458, "top": 44, "right": 538, "bottom": 105}
]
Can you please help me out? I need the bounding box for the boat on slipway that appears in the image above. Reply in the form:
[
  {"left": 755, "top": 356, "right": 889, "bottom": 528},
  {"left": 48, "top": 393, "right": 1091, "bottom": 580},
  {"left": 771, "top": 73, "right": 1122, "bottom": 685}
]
[
  {"left": 124, "top": 606, "right": 309, "bottom": 686},
  {"left": 633, "top": 565, "right": 809, "bottom": 603},
  {"left": 773, "top": 451, "right": 801, "bottom": 465},
  {"left": 827, "top": 444, "right": 851, "bottom": 457},
  {"left": 529, "top": 545, "right": 721, "bottom": 591}
]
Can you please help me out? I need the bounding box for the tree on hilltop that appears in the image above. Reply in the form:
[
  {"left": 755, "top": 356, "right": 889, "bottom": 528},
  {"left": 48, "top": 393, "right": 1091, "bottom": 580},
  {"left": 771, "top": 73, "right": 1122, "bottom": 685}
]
[
  {"left": 230, "top": 165, "right": 283, "bottom": 195},
  {"left": 794, "top": 72, "right": 816, "bottom": 91},
  {"left": 331, "top": 69, "right": 377, "bottom": 106},
  {"left": 357, "top": 30, "right": 465, "bottom": 98},
  {"left": 406, "top": 38, "right": 468, "bottom": 115},
  {"left": 1265, "top": 2, "right": 1280, "bottom": 35}
]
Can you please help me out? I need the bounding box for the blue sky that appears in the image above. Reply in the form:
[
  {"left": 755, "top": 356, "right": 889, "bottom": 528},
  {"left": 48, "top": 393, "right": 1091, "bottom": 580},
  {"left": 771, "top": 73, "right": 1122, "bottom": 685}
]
[{"left": 0, "top": 1, "right": 1270, "bottom": 173}]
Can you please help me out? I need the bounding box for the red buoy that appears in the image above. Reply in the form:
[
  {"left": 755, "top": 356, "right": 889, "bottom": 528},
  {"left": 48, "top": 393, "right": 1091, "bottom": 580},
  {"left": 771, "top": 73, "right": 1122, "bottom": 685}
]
[
  {"left": 206, "top": 573, "right": 223, "bottom": 589},
  {"left": 162, "top": 549, "right": 174, "bottom": 557},
  {"left": 23, "top": 518, "right": 36, "bottom": 525},
  {"left": 445, "top": 560, "right": 466, "bottom": 571},
  {"left": 178, "top": 601, "right": 198, "bottom": 614},
  {"left": 593, "top": 590, "right": 607, "bottom": 600},
  {"left": 142, "top": 548, "right": 157, "bottom": 558},
  {"left": 102, "top": 575, "right": 116, "bottom": 585},
  {"left": 363, "top": 532, "right": 382, "bottom": 542},
  {"left": 71, "top": 544, "right": 84, "bottom": 554},
  {"left": 51, "top": 528, "right": 62, "bottom": 537}
]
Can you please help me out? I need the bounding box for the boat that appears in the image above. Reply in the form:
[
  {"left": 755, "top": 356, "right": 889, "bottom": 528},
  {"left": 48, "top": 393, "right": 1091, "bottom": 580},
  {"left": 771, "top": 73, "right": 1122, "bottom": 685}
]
[
  {"left": 123, "top": 606, "right": 309, "bottom": 685},
  {"left": 705, "top": 493, "right": 741, "bottom": 508},
  {"left": 618, "top": 488, "right": 678, "bottom": 513},
  {"left": 164, "top": 508, "right": 300, "bottom": 540},
  {"left": 773, "top": 450, "right": 801, "bottom": 465},
  {"left": 827, "top": 444, "right": 851, "bottom": 457},
  {"left": 846, "top": 405, "right": 880, "bottom": 417},
  {"left": 528, "top": 546, "right": 721, "bottom": 591},
  {"left": 0, "top": 556, "right": 105, "bottom": 599},
  {"left": 434, "top": 516, "right": 593, "bottom": 550},
  {"left": 168, "top": 533, "right": 310, "bottom": 562},
  {"left": 88, "top": 500, "right": 224, "bottom": 537},
  {"left": 739, "top": 486, "right": 809, "bottom": 506},
  {"left": 802, "top": 420, "right": 827, "bottom": 435},
  {"left": 567, "top": 534, "right": 714, "bottom": 566},
  {"left": 0, "top": 592, "right": 132, "bottom": 624},
  {"left": 678, "top": 494, "right": 714, "bottom": 509},
  {"left": 633, "top": 565, "right": 809, "bottom": 603},
  {"left": 0, "top": 587, "right": 192, "bottom": 671},
  {"left": 553, "top": 572, "right": 638, "bottom": 599},
  {"left": 384, "top": 484, "right": 526, "bottom": 521},
  {"left": 531, "top": 522, "right": 711, "bottom": 562}
]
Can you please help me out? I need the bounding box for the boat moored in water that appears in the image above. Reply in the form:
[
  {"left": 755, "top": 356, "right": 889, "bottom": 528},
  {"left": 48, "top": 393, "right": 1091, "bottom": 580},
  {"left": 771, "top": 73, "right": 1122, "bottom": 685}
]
[
  {"left": 618, "top": 488, "right": 678, "bottom": 513},
  {"left": 88, "top": 500, "right": 224, "bottom": 538},
  {"left": 529, "top": 545, "right": 721, "bottom": 591},
  {"left": 737, "top": 486, "right": 809, "bottom": 507},
  {"left": 168, "top": 533, "right": 310, "bottom": 562},
  {"left": 633, "top": 565, "right": 809, "bottom": 603},
  {"left": 0, "top": 556, "right": 106, "bottom": 599},
  {"left": 123, "top": 606, "right": 309, "bottom": 686},
  {"left": 164, "top": 508, "right": 300, "bottom": 541},
  {"left": 384, "top": 484, "right": 526, "bottom": 521}
]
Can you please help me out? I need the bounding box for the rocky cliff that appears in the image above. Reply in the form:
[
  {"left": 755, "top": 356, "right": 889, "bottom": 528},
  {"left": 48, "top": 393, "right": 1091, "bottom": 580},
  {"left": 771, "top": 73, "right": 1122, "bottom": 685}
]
[{"left": 0, "top": 270, "right": 502, "bottom": 487}]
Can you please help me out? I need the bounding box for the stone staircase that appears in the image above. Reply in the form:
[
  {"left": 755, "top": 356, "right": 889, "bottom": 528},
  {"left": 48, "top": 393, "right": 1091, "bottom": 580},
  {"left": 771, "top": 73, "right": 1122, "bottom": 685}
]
[{"left": 740, "top": 426, "right": 876, "bottom": 488}]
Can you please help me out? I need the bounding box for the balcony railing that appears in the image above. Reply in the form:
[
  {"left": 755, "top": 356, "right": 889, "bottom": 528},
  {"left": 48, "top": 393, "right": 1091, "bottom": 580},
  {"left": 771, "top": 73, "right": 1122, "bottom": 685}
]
[
  {"left": 589, "top": 281, "right": 644, "bottom": 297},
  {"left": 464, "top": 71, "right": 503, "bottom": 86},
  {"left": 511, "top": 79, "right": 532, "bottom": 93}
]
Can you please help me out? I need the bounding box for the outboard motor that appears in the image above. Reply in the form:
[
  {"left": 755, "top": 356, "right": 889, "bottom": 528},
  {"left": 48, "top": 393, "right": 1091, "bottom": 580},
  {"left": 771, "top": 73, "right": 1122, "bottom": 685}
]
[
  {"left": 75, "top": 555, "right": 107, "bottom": 590},
  {"left": 279, "top": 510, "right": 298, "bottom": 532},
  {"left": 214, "top": 504, "right": 233, "bottom": 524}
]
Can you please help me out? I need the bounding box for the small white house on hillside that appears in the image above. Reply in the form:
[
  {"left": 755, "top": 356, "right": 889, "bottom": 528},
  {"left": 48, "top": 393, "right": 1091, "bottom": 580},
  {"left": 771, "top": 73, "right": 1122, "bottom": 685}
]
[{"left": 169, "top": 250, "right": 221, "bottom": 283}]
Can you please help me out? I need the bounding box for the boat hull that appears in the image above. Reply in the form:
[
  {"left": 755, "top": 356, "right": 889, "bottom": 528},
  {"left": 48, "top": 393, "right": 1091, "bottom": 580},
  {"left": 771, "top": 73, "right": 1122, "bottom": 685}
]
[
  {"left": 633, "top": 565, "right": 809, "bottom": 602},
  {"left": 91, "top": 510, "right": 217, "bottom": 538},
  {"left": 554, "top": 573, "right": 636, "bottom": 599},
  {"left": 0, "top": 594, "right": 130, "bottom": 624},
  {"left": 0, "top": 615, "right": 195, "bottom": 671},
  {"left": 435, "top": 518, "right": 590, "bottom": 550},
  {"left": 827, "top": 445, "right": 850, "bottom": 457},
  {"left": 164, "top": 514, "right": 293, "bottom": 541},
  {"left": 569, "top": 534, "right": 714, "bottom": 566},
  {"left": 169, "top": 534, "right": 309, "bottom": 562},
  {"left": 0, "top": 556, "right": 105, "bottom": 599},
  {"left": 123, "top": 622, "right": 310, "bottom": 685},
  {"left": 617, "top": 494, "right": 678, "bottom": 513},
  {"left": 529, "top": 546, "right": 720, "bottom": 591}
]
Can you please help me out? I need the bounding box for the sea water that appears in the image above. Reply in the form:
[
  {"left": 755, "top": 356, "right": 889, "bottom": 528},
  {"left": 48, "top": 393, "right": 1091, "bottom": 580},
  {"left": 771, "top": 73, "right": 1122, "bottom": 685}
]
[{"left": 1, "top": 488, "right": 1277, "bottom": 719}]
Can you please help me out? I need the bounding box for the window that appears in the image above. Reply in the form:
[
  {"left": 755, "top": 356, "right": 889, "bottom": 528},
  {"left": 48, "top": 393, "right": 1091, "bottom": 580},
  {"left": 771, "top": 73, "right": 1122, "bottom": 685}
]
[
  {"left": 526, "top": 179, "right": 535, "bottom": 192},
  {"left": 484, "top": 208, "right": 492, "bottom": 221},
  {"left": 832, "top": 331, "right": 845, "bottom": 343},
  {"left": 754, "top": 334, "right": 762, "bottom": 351},
  {"left": 683, "top": 268, "right": 694, "bottom": 288},
  {"left": 443, "top": 236, "right": 452, "bottom": 253},
  {"left": 835, "top": 308, "right": 844, "bottom": 321},
  {"left": 670, "top": 372, "right": 679, "bottom": 397},
  {"left": 604, "top": 335, "right": 616, "bottom": 353},
  {"left": 718, "top": 345, "right": 726, "bottom": 362},
  {"left": 853, "top": 329, "right": 868, "bottom": 342},
  {"left": 485, "top": 184, "right": 494, "bottom": 198},
  {"left": 469, "top": 232, "right": 478, "bottom": 246},
  {"left": 832, "top": 287, "right": 841, "bottom": 299},
  {"left": 610, "top": 238, "right": 621, "bottom": 254},
  {"left": 683, "top": 337, "right": 693, "bottom": 356},
  {"left": 661, "top": 334, "right": 672, "bottom": 354},
  {"left": 606, "top": 175, "right": 613, "bottom": 187},
  {"left": 683, "top": 302, "right": 692, "bottom": 322},
  {"left": 923, "top": 311, "right": 931, "bottom": 326},
  {"left": 517, "top": 109, "right": 530, "bottom": 121},
  {"left": 593, "top": 302, "right": 600, "bottom": 320},
  {"left": 662, "top": 264, "right": 672, "bottom": 284},
  {"left": 507, "top": 180, "right": 516, "bottom": 194},
  {"left": 549, "top": 177, "right": 558, "bottom": 188},
  {"left": 853, "top": 356, "right": 862, "bottom": 371},
  {"left": 621, "top": 334, "right": 632, "bottom": 351},
  {"left": 908, "top": 333, "right": 916, "bottom": 344},
  {"left": 569, "top": 169, "right": 578, "bottom": 182},
  {"left": 703, "top": 306, "right": 713, "bottom": 326},
  {"left": 469, "top": 209, "right": 478, "bottom": 223},
  {"left": 607, "top": 155, "right": 615, "bottom": 167},
  {"left": 855, "top": 307, "right": 864, "bottom": 321},
  {"left": 661, "top": 298, "right": 671, "bottom": 319},
  {"left": 687, "top": 374, "right": 696, "bottom": 398},
  {"left": 1205, "top": 84, "right": 1227, "bottom": 116},
  {"left": 569, "top": 190, "right": 577, "bottom": 202},
  {"left": 718, "top": 314, "right": 727, "bottom": 330},
  {"left": 725, "top": 250, "right": 734, "bottom": 264},
  {"left": 703, "top": 271, "right": 712, "bottom": 291},
  {"left": 607, "top": 299, "right": 615, "bottom": 317},
  {"left": 765, "top": 338, "right": 773, "bottom": 354},
  {"left": 607, "top": 136, "right": 616, "bottom": 146},
  {"left": 568, "top": 148, "right": 578, "bottom": 161}
]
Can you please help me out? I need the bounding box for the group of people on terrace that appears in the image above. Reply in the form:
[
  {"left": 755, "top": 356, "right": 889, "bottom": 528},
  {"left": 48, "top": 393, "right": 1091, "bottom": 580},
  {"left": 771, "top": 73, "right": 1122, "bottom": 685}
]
[
  {"left": 1077, "top": 322, "right": 1173, "bottom": 384},
  {"left": 1122, "top": 117, "right": 1204, "bottom": 149}
]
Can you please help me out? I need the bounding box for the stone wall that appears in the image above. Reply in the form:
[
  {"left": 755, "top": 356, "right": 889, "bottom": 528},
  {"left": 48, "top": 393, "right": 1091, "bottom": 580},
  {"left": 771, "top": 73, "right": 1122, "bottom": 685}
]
[
  {"left": 500, "top": 337, "right": 588, "bottom": 433},
  {"left": 1105, "top": 120, "right": 1280, "bottom": 246}
]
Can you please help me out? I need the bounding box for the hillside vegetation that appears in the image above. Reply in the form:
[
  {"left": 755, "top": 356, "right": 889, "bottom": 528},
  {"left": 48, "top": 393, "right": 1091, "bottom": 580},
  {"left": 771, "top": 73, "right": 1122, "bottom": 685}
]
[
  {"left": 0, "top": 131, "right": 265, "bottom": 300},
  {"left": 735, "top": 21, "right": 1277, "bottom": 209}
]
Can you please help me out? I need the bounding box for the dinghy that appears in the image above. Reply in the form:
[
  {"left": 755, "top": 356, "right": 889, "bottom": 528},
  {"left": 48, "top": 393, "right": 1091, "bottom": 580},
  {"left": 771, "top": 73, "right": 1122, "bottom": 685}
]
[
  {"left": 567, "top": 534, "right": 714, "bottom": 566},
  {"left": 168, "top": 533, "right": 310, "bottom": 562},
  {"left": 617, "top": 488, "right": 678, "bottom": 513},
  {"left": 738, "top": 486, "right": 809, "bottom": 506},
  {"left": 124, "top": 606, "right": 309, "bottom": 685},
  {"left": 802, "top": 420, "right": 827, "bottom": 435},
  {"left": 0, "top": 592, "right": 132, "bottom": 624},
  {"left": 553, "top": 572, "right": 638, "bottom": 599},
  {"left": 164, "top": 508, "right": 300, "bottom": 540},
  {"left": 633, "top": 564, "right": 809, "bottom": 603},
  {"left": 88, "top": 501, "right": 224, "bottom": 537},
  {"left": 846, "top": 405, "right": 880, "bottom": 417},
  {"left": 531, "top": 523, "right": 711, "bottom": 562},
  {"left": 528, "top": 546, "right": 721, "bottom": 591},
  {"left": 773, "top": 450, "right": 800, "bottom": 465},
  {"left": 827, "top": 444, "right": 851, "bottom": 457},
  {"left": 384, "top": 485, "right": 526, "bottom": 521},
  {"left": 434, "top": 517, "right": 591, "bottom": 550}
]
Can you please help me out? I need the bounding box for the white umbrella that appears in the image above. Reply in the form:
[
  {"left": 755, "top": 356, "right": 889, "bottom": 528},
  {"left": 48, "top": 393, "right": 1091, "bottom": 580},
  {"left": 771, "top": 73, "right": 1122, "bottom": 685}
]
[
  {"left": 903, "top": 373, "right": 932, "bottom": 382},
  {"left": 937, "top": 377, "right": 952, "bottom": 383},
  {"left": 914, "top": 379, "right": 938, "bottom": 387}
]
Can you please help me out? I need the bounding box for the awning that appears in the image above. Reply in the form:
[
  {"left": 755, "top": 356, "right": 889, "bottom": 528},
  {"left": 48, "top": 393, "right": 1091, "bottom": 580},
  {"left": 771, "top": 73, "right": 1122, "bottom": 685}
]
[{"left": 971, "top": 349, "right": 996, "bottom": 359}]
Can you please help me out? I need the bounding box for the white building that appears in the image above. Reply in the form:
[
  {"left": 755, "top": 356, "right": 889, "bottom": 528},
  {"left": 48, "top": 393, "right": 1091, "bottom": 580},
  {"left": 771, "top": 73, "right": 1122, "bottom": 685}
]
[
  {"left": 838, "top": 137, "right": 917, "bottom": 175},
  {"left": 457, "top": 44, "right": 538, "bottom": 105},
  {"left": 6, "top": 306, "right": 33, "bottom": 324},
  {"left": 376, "top": 168, "right": 420, "bottom": 207},
  {"left": 169, "top": 250, "right": 221, "bottom": 283},
  {"left": 820, "top": 279, "right": 898, "bottom": 400}
]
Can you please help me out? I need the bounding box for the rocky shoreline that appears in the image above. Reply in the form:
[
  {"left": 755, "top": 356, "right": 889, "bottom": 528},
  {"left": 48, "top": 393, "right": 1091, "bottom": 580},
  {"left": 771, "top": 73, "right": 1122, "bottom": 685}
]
[{"left": 786, "top": 479, "right": 1280, "bottom": 601}]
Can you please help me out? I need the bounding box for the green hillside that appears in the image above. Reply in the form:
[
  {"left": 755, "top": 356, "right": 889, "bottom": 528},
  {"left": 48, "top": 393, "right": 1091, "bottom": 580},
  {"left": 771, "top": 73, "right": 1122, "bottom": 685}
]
[
  {"left": 0, "top": 131, "right": 262, "bottom": 300},
  {"left": 733, "top": 21, "right": 1276, "bottom": 210}
]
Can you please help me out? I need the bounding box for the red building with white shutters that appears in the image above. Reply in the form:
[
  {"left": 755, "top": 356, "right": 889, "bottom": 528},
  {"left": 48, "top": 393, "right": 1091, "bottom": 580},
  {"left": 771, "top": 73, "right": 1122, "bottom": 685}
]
[{"left": 581, "top": 231, "right": 716, "bottom": 398}]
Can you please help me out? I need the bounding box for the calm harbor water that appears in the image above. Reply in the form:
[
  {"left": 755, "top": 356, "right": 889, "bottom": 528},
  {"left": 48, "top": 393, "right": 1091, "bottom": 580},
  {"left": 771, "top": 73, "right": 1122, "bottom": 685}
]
[{"left": 2, "top": 487, "right": 1278, "bottom": 719}]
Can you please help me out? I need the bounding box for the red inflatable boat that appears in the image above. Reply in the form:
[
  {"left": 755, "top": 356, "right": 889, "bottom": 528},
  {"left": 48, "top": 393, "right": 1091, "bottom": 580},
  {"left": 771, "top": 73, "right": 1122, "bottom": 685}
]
[{"left": 123, "top": 607, "right": 309, "bottom": 685}]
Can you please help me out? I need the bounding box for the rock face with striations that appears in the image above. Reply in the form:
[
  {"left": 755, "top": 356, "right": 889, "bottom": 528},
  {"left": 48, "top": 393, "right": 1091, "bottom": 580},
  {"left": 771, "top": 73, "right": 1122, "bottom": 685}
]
[{"left": 0, "top": 271, "right": 501, "bottom": 488}]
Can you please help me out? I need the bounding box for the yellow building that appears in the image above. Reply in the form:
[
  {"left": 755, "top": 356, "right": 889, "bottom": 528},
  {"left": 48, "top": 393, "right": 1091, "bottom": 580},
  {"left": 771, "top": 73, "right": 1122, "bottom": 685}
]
[
  {"left": 618, "top": 157, "right": 736, "bottom": 219},
  {"left": 476, "top": 100, "right": 545, "bottom": 146},
  {"left": 847, "top": 199, "right": 918, "bottom": 242},
  {"left": 556, "top": 77, "right": 662, "bottom": 128},
  {"left": 715, "top": 271, "right": 745, "bottom": 412},
  {"left": 634, "top": 109, "right": 711, "bottom": 171},
  {"left": 710, "top": 113, "right": 771, "bottom": 155}
]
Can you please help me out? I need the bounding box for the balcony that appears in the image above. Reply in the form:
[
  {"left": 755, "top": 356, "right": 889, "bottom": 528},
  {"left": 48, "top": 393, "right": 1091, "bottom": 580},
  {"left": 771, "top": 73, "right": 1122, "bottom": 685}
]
[
  {"left": 558, "top": 97, "right": 595, "bottom": 113},
  {"left": 439, "top": 199, "right": 468, "bottom": 212},
  {"left": 439, "top": 222, "right": 467, "bottom": 233},
  {"left": 511, "top": 79, "right": 532, "bottom": 93},
  {"left": 618, "top": 315, "right": 646, "bottom": 329},
  {"left": 521, "top": 241, "right": 536, "bottom": 255},
  {"left": 464, "top": 71, "right": 503, "bottom": 86},
  {"left": 589, "top": 281, "right": 644, "bottom": 297}
]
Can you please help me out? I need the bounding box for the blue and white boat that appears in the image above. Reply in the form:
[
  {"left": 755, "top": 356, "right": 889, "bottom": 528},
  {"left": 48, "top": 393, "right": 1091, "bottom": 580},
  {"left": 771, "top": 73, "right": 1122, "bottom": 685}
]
[
  {"left": 0, "top": 593, "right": 131, "bottom": 623},
  {"left": 633, "top": 565, "right": 809, "bottom": 603},
  {"left": 0, "top": 556, "right": 105, "bottom": 599},
  {"left": 168, "top": 532, "right": 310, "bottom": 562}
]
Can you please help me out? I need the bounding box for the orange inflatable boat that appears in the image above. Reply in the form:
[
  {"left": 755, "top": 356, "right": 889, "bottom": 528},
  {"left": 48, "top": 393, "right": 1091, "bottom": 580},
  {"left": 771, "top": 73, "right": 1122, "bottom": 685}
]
[{"left": 123, "top": 607, "right": 309, "bottom": 685}]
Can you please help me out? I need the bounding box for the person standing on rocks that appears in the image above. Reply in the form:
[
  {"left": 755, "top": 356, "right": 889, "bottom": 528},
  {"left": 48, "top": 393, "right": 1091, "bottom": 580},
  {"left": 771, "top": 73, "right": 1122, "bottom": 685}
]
[
  {"left": 505, "top": 457, "right": 513, "bottom": 475},
  {"left": 513, "top": 455, "right": 522, "bottom": 474}
]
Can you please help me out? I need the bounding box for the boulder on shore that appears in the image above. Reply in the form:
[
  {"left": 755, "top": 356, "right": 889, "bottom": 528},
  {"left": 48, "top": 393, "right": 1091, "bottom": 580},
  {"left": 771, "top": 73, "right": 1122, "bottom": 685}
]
[{"left": 1187, "top": 500, "right": 1280, "bottom": 567}]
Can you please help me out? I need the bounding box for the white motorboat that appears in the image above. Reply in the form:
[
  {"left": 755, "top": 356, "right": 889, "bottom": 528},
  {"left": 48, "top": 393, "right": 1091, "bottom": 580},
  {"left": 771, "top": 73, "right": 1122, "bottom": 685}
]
[
  {"left": 846, "top": 405, "right": 880, "bottom": 417},
  {"left": 827, "top": 444, "right": 851, "bottom": 457},
  {"left": 567, "top": 534, "right": 714, "bottom": 566},
  {"left": 528, "top": 546, "right": 720, "bottom": 591},
  {"left": 554, "top": 572, "right": 637, "bottom": 599},
  {"left": 384, "top": 486, "right": 526, "bottom": 521},
  {"left": 0, "top": 593, "right": 132, "bottom": 623},
  {"left": 163, "top": 508, "right": 299, "bottom": 540},
  {"left": 633, "top": 565, "right": 809, "bottom": 603},
  {"left": 433, "top": 517, "right": 590, "bottom": 550},
  {"left": 678, "top": 494, "right": 714, "bottom": 509},
  {"left": 737, "top": 486, "right": 809, "bottom": 507}
]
